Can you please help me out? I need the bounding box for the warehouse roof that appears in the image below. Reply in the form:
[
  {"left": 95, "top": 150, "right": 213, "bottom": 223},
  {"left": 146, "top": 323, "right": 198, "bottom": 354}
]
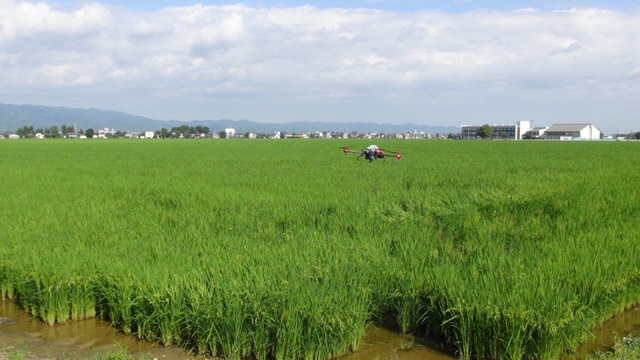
[{"left": 546, "top": 123, "right": 596, "bottom": 132}]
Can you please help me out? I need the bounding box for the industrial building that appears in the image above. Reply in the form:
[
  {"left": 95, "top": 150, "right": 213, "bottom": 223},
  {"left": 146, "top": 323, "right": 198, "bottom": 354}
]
[
  {"left": 542, "top": 124, "right": 602, "bottom": 140},
  {"left": 461, "top": 121, "right": 602, "bottom": 141},
  {"left": 461, "top": 120, "right": 532, "bottom": 140}
]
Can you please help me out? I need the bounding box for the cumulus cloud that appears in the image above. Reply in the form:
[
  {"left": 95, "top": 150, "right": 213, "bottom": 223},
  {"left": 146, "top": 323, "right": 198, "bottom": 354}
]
[
  {"left": 0, "top": 1, "right": 638, "bottom": 132},
  {"left": 0, "top": 1, "right": 111, "bottom": 41}
]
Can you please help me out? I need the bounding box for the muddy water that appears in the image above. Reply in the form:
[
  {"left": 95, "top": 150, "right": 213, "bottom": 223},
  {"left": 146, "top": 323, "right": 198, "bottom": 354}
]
[
  {"left": 1, "top": 299, "right": 639, "bottom": 359},
  {"left": 0, "top": 300, "right": 451, "bottom": 360},
  {"left": 0, "top": 300, "right": 204, "bottom": 359},
  {"left": 565, "top": 306, "right": 640, "bottom": 359},
  {"left": 340, "top": 327, "right": 455, "bottom": 360}
]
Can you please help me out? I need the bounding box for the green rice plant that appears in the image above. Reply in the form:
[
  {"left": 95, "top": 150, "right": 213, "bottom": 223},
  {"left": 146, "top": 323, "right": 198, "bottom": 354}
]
[
  {"left": 181, "top": 276, "right": 224, "bottom": 357},
  {"left": 2, "top": 139, "right": 640, "bottom": 359},
  {"left": 0, "top": 261, "right": 16, "bottom": 300},
  {"left": 31, "top": 274, "right": 69, "bottom": 325},
  {"left": 68, "top": 274, "right": 97, "bottom": 320},
  {"left": 14, "top": 271, "right": 42, "bottom": 318},
  {"left": 95, "top": 274, "right": 140, "bottom": 335}
]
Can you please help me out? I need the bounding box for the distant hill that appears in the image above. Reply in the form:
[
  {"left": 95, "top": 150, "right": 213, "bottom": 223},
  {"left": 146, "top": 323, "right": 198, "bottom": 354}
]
[
  {"left": 0, "top": 103, "right": 164, "bottom": 133},
  {"left": 0, "top": 103, "right": 459, "bottom": 134}
]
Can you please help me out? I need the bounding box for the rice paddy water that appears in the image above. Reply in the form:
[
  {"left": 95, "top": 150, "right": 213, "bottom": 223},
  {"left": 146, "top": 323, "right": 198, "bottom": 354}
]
[{"left": 1, "top": 139, "right": 639, "bottom": 359}]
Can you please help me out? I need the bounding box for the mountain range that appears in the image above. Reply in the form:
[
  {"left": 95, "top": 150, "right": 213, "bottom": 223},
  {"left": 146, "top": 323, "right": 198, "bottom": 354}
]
[{"left": 0, "top": 103, "right": 459, "bottom": 134}]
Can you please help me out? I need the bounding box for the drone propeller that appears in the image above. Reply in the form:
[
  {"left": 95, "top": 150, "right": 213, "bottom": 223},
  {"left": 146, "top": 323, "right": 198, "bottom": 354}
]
[
  {"left": 341, "top": 146, "right": 361, "bottom": 155},
  {"left": 378, "top": 148, "right": 398, "bottom": 153},
  {"left": 379, "top": 148, "right": 404, "bottom": 160},
  {"left": 382, "top": 152, "right": 403, "bottom": 159}
]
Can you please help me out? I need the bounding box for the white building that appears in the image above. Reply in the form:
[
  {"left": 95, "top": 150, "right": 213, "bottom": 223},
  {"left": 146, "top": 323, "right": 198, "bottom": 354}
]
[
  {"left": 225, "top": 128, "right": 236, "bottom": 138},
  {"left": 144, "top": 131, "right": 155, "bottom": 139},
  {"left": 543, "top": 124, "right": 601, "bottom": 140},
  {"left": 98, "top": 128, "right": 116, "bottom": 137},
  {"left": 524, "top": 126, "right": 549, "bottom": 139},
  {"left": 461, "top": 120, "right": 532, "bottom": 140},
  {"left": 516, "top": 120, "right": 532, "bottom": 139}
]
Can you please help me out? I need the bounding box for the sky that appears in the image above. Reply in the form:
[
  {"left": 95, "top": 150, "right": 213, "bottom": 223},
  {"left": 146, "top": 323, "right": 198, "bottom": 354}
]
[{"left": 1, "top": 1, "right": 639, "bottom": 133}]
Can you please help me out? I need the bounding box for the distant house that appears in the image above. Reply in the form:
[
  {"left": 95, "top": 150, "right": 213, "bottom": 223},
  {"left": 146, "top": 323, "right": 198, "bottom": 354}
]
[
  {"left": 8, "top": 134, "right": 19, "bottom": 139},
  {"left": 125, "top": 132, "right": 139, "bottom": 138},
  {"left": 225, "top": 128, "right": 236, "bottom": 138},
  {"left": 35, "top": 133, "right": 45, "bottom": 139},
  {"left": 543, "top": 124, "right": 602, "bottom": 140},
  {"left": 98, "top": 128, "right": 115, "bottom": 138},
  {"left": 144, "top": 131, "right": 155, "bottom": 139}
]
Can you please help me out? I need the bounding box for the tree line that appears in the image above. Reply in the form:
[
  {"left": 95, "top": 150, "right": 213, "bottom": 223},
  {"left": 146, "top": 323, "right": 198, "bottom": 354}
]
[
  {"left": 157, "top": 125, "right": 211, "bottom": 138},
  {"left": 7, "top": 124, "right": 214, "bottom": 139},
  {"left": 10, "top": 124, "right": 281, "bottom": 139},
  {"left": 12, "top": 125, "right": 79, "bottom": 138}
]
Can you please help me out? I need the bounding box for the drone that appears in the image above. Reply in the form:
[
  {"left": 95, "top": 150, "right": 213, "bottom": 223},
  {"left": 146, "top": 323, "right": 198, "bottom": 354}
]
[{"left": 341, "top": 145, "right": 403, "bottom": 162}]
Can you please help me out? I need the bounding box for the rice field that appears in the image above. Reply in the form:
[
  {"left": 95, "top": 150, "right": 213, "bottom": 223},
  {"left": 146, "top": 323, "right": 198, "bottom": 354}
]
[{"left": 1, "top": 138, "right": 639, "bottom": 359}]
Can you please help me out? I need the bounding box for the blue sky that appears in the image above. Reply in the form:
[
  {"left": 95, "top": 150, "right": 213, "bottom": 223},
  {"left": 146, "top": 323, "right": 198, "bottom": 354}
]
[
  {"left": 66, "top": 0, "right": 640, "bottom": 12},
  {"left": 2, "top": 0, "right": 640, "bottom": 133}
]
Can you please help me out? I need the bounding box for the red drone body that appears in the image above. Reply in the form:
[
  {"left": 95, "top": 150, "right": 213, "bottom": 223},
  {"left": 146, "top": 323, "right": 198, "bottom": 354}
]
[{"left": 341, "top": 146, "right": 404, "bottom": 162}]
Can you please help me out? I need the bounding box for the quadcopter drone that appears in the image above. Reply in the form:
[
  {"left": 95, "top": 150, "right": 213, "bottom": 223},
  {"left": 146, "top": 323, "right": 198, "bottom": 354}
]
[{"left": 341, "top": 145, "right": 403, "bottom": 162}]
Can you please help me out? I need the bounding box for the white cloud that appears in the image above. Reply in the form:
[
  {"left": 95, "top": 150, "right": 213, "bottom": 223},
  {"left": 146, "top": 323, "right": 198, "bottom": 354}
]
[
  {"left": 0, "top": 1, "right": 639, "bottom": 132},
  {"left": 0, "top": 1, "right": 110, "bottom": 41}
]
